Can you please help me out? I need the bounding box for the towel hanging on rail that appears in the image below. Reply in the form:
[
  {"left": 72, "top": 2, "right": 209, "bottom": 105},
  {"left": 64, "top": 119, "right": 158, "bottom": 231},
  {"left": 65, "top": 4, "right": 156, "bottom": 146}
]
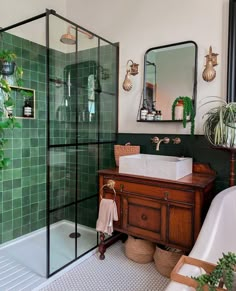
[{"left": 96, "top": 199, "right": 118, "bottom": 235}]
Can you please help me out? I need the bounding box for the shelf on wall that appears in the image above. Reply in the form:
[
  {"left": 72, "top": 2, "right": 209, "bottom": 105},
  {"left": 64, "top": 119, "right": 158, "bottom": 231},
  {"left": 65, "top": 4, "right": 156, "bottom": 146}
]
[
  {"left": 136, "top": 119, "right": 185, "bottom": 123},
  {"left": 7, "top": 86, "right": 35, "bottom": 119}
]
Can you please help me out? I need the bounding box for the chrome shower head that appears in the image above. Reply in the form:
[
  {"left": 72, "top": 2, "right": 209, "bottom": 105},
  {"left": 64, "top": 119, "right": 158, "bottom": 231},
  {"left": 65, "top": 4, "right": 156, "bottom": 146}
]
[{"left": 60, "top": 25, "right": 94, "bottom": 45}]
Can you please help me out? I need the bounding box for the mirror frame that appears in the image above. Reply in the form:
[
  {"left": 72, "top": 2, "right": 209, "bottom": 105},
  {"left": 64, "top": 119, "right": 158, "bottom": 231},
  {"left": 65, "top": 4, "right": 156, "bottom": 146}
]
[
  {"left": 227, "top": 0, "right": 236, "bottom": 102},
  {"left": 141, "top": 40, "right": 198, "bottom": 122}
]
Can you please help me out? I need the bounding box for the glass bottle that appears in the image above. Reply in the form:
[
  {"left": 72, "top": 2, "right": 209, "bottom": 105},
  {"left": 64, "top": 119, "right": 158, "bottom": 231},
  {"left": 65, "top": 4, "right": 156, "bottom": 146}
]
[
  {"left": 140, "top": 106, "right": 148, "bottom": 120},
  {"left": 157, "top": 110, "right": 162, "bottom": 120},
  {"left": 23, "top": 99, "right": 32, "bottom": 117}
]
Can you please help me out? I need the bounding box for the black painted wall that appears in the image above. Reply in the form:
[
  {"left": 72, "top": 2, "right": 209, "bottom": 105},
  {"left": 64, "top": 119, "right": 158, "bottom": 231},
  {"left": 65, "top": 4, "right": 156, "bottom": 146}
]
[{"left": 117, "top": 133, "right": 230, "bottom": 195}]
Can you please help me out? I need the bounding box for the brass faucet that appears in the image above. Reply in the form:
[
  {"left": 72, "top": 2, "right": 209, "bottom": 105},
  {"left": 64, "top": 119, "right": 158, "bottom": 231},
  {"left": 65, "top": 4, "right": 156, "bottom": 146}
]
[{"left": 151, "top": 136, "right": 170, "bottom": 151}]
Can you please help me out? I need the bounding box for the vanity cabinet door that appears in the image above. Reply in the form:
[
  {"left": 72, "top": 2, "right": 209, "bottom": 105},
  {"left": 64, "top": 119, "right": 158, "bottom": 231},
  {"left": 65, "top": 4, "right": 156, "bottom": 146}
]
[
  {"left": 167, "top": 202, "right": 194, "bottom": 250},
  {"left": 122, "top": 196, "right": 167, "bottom": 243}
]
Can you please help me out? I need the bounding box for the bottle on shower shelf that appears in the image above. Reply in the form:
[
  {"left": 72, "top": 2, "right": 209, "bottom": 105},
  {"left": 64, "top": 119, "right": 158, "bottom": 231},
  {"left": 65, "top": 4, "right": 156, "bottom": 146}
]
[{"left": 23, "top": 99, "right": 33, "bottom": 118}]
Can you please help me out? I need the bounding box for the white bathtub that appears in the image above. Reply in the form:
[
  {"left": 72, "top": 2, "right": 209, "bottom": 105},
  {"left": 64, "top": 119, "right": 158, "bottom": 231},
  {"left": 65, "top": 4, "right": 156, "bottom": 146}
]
[{"left": 165, "top": 186, "right": 236, "bottom": 291}]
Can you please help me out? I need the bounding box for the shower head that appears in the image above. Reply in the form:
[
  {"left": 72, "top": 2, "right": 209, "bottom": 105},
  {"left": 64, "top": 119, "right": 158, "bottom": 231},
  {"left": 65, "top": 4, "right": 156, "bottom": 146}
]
[
  {"left": 60, "top": 25, "right": 94, "bottom": 45},
  {"left": 60, "top": 33, "right": 76, "bottom": 45},
  {"left": 60, "top": 26, "right": 76, "bottom": 44}
]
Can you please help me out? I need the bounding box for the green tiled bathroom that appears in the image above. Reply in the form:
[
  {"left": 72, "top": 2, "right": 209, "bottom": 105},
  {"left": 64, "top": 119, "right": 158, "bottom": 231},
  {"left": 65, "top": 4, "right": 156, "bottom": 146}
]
[
  {"left": 0, "top": 10, "right": 118, "bottom": 280},
  {"left": 0, "top": 1, "right": 235, "bottom": 290}
]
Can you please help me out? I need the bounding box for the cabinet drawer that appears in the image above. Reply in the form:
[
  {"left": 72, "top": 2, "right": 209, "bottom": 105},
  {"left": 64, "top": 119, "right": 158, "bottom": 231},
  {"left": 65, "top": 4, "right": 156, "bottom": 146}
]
[
  {"left": 104, "top": 178, "right": 194, "bottom": 204},
  {"left": 122, "top": 196, "right": 167, "bottom": 242}
]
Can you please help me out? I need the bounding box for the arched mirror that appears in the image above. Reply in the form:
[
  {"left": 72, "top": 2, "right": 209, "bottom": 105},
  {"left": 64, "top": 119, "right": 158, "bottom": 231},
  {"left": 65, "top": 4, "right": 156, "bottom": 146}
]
[{"left": 138, "top": 41, "right": 198, "bottom": 121}]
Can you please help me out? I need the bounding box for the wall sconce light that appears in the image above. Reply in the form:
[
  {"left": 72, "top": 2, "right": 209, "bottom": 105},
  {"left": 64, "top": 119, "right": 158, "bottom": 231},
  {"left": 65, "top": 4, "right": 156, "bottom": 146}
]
[
  {"left": 202, "top": 46, "right": 219, "bottom": 82},
  {"left": 122, "top": 60, "right": 139, "bottom": 91}
]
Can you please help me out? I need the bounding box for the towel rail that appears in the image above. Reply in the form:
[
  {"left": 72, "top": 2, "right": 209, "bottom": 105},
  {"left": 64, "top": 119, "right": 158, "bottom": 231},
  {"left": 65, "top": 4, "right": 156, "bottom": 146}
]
[{"left": 100, "top": 179, "right": 116, "bottom": 201}]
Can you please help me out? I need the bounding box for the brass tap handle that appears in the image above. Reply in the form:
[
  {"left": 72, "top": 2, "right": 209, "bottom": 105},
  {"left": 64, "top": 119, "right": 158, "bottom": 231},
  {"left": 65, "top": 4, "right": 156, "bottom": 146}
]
[
  {"left": 172, "top": 137, "right": 181, "bottom": 144},
  {"left": 151, "top": 136, "right": 159, "bottom": 144}
]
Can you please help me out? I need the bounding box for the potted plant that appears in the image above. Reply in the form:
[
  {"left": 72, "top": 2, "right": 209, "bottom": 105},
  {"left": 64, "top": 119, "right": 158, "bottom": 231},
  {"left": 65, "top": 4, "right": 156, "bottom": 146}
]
[
  {"left": 0, "top": 49, "right": 17, "bottom": 76},
  {"left": 0, "top": 49, "right": 23, "bottom": 87},
  {"left": 193, "top": 252, "right": 236, "bottom": 291},
  {"left": 172, "top": 96, "right": 195, "bottom": 135},
  {"left": 201, "top": 97, "right": 236, "bottom": 147}
]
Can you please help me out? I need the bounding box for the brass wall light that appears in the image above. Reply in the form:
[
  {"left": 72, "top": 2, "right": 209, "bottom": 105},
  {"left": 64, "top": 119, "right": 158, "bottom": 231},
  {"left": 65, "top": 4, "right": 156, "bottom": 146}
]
[
  {"left": 122, "top": 60, "right": 139, "bottom": 91},
  {"left": 202, "top": 46, "right": 219, "bottom": 82}
]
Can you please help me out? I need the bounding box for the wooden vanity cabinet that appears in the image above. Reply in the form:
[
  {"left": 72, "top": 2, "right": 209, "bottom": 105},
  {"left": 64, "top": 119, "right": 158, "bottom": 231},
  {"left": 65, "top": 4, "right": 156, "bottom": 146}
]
[{"left": 98, "top": 164, "right": 216, "bottom": 258}]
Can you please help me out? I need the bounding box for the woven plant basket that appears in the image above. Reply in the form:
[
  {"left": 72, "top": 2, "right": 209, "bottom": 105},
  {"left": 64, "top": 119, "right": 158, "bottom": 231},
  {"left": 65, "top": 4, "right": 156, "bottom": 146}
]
[
  {"left": 124, "top": 236, "right": 155, "bottom": 264},
  {"left": 153, "top": 245, "right": 183, "bottom": 278},
  {"left": 114, "top": 143, "right": 140, "bottom": 167}
]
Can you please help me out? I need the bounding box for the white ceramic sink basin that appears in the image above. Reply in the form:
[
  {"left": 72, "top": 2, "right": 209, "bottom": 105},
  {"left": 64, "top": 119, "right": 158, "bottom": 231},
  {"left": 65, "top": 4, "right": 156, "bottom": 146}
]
[{"left": 119, "top": 154, "right": 192, "bottom": 180}]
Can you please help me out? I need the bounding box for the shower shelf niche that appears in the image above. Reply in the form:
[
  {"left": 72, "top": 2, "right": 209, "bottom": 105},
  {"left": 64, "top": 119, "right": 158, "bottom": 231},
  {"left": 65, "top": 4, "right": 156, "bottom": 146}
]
[{"left": 7, "top": 86, "right": 35, "bottom": 119}]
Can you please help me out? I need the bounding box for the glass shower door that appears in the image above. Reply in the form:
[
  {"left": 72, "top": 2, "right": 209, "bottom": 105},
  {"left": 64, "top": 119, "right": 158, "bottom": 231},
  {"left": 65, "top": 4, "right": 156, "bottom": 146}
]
[{"left": 47, "top": 12, "right": 118, "bottom": 277}]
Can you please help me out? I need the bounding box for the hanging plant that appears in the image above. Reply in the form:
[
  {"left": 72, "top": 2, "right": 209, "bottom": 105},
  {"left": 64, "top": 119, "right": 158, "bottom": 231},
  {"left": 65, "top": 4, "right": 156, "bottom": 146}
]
[
  {"left": 0, "top": 50, "right": 22, "bottom": 169},
  {"left": 0, "top": 49, "right": 17, "bottom": 75},
  {"left": 0, "top": 49, "right": 23, "bottom": 85},
  {"left": 172, "top": 96, "right": 195, "bottom": 135}
]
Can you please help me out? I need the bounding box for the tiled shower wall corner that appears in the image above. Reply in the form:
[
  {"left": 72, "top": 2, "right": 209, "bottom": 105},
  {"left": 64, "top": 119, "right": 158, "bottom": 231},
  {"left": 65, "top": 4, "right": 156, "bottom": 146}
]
[
  {"left": 0, "top": 33, "right": 47, "bottom": 243},
  {"left": 0, "top": 31, "right": 117, "bottom": 244}
]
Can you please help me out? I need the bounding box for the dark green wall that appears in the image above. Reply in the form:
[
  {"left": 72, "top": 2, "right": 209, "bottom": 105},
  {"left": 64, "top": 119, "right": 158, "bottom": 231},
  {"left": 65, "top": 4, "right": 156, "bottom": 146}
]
[{"left": 117, "top": 133, "right": 230, "bottom": 194}]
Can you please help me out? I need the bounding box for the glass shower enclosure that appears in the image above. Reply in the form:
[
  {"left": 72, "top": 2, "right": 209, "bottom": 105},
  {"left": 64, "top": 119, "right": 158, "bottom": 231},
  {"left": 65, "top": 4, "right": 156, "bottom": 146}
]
[{"left": 0, "top": 9, "right": 118, "bottom": 278}]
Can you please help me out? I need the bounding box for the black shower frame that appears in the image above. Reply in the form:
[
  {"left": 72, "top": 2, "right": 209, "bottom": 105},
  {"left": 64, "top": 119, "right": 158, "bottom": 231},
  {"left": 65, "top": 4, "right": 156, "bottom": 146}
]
[
  {"left": 227, "top": 0, "right": 236, "bottom": 102},
  {"left": 0, "top": 8, "right": 119, "bottom": 278}
]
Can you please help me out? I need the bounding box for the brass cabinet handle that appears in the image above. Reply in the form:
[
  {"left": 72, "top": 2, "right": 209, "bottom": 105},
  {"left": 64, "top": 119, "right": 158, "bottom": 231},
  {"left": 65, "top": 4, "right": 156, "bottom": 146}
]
[
  {"left": 141, "top": 214, "right": 147, "bottom": 221},
  {"left": 120, "top": 184, "right": 124, "bottom": 192},
  {"left": 164, "top": 191, "right": 169, "bottom": 200}
]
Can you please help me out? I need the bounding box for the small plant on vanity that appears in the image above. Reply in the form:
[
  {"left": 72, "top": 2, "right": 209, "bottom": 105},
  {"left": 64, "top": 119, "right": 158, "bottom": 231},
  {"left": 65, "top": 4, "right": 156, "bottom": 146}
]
[
  {"left": 193, "top": 252, "right": 236, "bottom": 291},
  {"left": 172, "top": 96, "right": 195, "bottom": 135}
]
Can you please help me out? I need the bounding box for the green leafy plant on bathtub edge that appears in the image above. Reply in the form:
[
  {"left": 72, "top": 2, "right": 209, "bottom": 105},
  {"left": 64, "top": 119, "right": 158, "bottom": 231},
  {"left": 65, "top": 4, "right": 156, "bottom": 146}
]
[{"left": 193, "top": 252, "right": 236, "bottom": 291}]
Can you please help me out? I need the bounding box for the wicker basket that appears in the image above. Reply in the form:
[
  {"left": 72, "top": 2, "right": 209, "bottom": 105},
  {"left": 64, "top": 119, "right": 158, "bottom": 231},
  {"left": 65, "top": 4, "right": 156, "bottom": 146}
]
[
  {"left": 153, "top": 246, "right": 183, "bottom": 278},
  {"left": 114, "top": 143, "right": 140, "bottom": 167},
  {"left": 124, "top": 236, "right": 155, "bottom": 264}
]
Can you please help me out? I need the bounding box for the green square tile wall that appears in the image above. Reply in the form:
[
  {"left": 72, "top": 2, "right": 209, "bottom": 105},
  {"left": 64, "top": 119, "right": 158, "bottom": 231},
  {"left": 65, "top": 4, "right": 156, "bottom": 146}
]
[
  {"left": 0, "top": 32, "right": 47, "bottom": 243},
  {"left": 0, "top": 32, "right": 118, "bottom": 244}
]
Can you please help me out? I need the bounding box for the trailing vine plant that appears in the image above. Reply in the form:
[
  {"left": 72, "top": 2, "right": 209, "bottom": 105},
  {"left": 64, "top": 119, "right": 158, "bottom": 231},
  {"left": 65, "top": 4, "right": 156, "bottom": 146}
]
[
  {"left": 172, "top": 96, "right": 195, "bottom": 135},
  {"left": 0, "top": 50, "right": 22, "bottom": 169}
]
